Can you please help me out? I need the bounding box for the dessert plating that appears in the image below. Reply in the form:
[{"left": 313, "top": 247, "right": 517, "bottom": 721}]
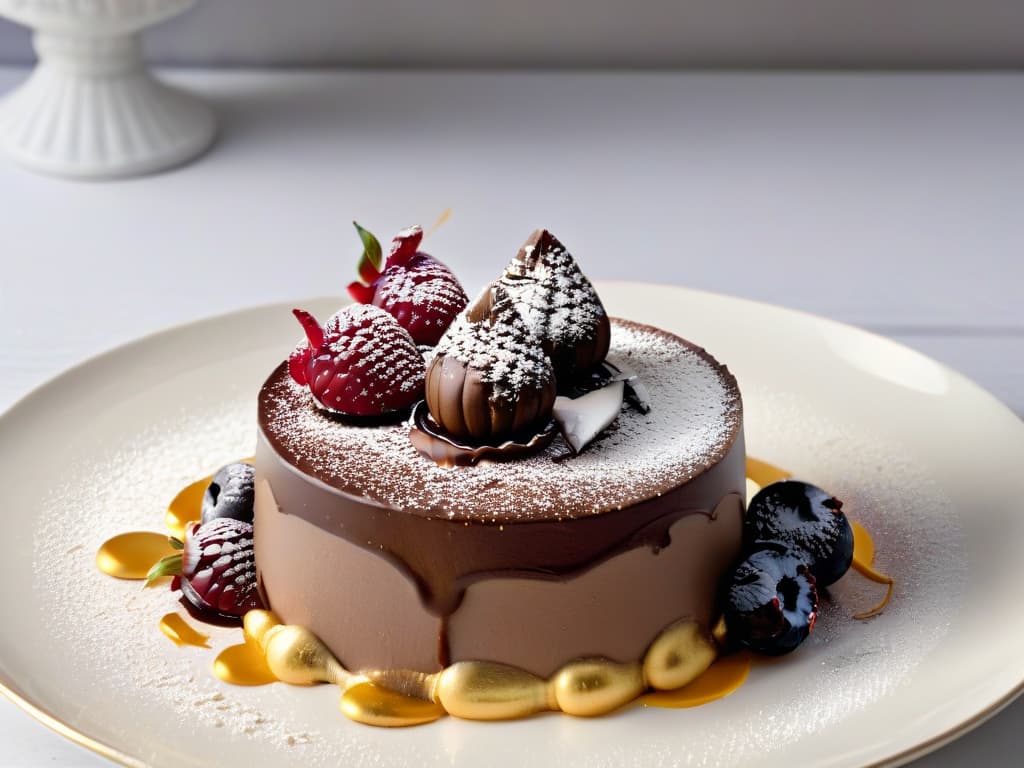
[{"left": 95, "top": 221, "right": 894, "bottom": 729}]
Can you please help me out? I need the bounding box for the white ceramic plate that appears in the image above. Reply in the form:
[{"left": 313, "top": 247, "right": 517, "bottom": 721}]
[{"left": 1, "top": 283, "right": 1022, "bottom": 768}]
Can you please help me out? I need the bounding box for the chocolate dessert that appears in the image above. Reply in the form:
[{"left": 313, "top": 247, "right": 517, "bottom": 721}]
[
  {"left": 94, "top": 224, "right": 891, "bottom": 729},
  {"left": 254, "top": 318, "right": 745, "bottom": 678}
]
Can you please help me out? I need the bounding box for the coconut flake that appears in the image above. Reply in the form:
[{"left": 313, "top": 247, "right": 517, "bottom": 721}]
[{"left": 553, "top": 380, "right": 625, "bottom": 454}]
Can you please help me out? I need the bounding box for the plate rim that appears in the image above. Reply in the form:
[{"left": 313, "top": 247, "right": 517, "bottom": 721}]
[{"left": 1, "top": 282, "right": 1022, "bottom": 768}]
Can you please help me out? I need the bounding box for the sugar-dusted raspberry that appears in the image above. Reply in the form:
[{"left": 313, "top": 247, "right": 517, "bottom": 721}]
[
  {"left": 347, "top": 223, "right": 468, "bottom": 346},
  {"left": 288, "top": 309, "right": 350, "bottom": 385},
  {"left": 293, "top": 304, "right": 426, "bottom": 416},
  {"left": 147, "top": 518, "right": 263, "bottom": 620}
]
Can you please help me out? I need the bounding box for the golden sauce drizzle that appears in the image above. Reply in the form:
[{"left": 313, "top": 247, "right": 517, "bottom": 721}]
[
  {"left": 641, "top": 653, "right": 752, "bottom": 709},
  {"left": 159, "top": 613, "right": 211, "bottom": 648},
  {"left": 849, "top": 520, "right": 895, "bottom": 619},
  {"left": 213, "top": 641, "right": 278, "bottom": 686},
  {"left": 95, "top": 532, "right": 178, "bottom": 580},
  {"left": 851, "top": 519, "right": 875, "bottom": 565},
  {"left": 745, "top": 456, "right": 791, "bottom": 486},
  {"left": 165, "top": 477, "right": 208, "bottom": 540},
  {"left": 341, "top": 682, "right": 446, "bottom": 727}
]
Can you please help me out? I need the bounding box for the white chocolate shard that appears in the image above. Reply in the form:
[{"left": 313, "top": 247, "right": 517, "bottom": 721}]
[{"left": 553, "top": 380, "right": 625, "bottom": 454}]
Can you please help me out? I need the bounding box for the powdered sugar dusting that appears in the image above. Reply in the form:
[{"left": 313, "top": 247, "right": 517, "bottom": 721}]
[
  {"left": 260, "top": 319, "right": 742, "bottom": 521},
  {"left": 31, "top": 402, "right": 330, "bottom": 759},
  {"left": 433, "top": 301, "right": 554, "bottom": 403}
]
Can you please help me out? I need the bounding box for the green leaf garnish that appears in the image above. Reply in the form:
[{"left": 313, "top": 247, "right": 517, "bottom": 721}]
[
  {"left": 146, "top": 553, "right": 183, "bottom": 585},
  {"left": 168, "top": 536, "right": 183, "bottom": 550},
  {"left": 353, "top": 221, "right": 383, "bottom": 283}
]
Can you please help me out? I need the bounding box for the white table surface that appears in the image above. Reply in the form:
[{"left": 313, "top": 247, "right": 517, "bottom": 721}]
[{"left": 0, "top": 67, "right": 1020, "bottom": 767}]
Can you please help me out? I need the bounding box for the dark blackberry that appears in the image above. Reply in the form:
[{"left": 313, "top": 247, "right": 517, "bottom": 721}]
[
  {"left": 724, "top": 545, "right": 819, "bottom": 655},
  {"left": 200, "top": 463, "right": 255, "bottom": 525},
  {"left": 744, "top": 480, "right": 854, "bottom": 587}
]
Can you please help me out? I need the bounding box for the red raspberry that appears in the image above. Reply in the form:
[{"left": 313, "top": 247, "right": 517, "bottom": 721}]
[
  {"left": 287, "top": 311, "right": 347, "bottom": 386},
  {"left": 147, "top": 518, "right": 263, "bottom": 619},
  {"left": 347, "top": 224, "right": 468, "bottom": 346},
  {"left": 181, "top": 519, "right": 262, "bottom": 618},
  {"left": 288, "top": 342, "right": 311, "bottom": 385},
  {"left": 293, "top": 304, "right": 426, "bottom": 416}
]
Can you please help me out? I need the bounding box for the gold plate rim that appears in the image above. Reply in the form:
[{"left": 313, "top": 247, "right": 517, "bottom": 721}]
[{"left": 0, "top": 674, "right": 140, "bottom": 768}]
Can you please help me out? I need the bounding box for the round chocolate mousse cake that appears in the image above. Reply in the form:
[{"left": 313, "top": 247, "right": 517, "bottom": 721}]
[{"left": 254, "top": 317, "right": 745, "bottom": 679}]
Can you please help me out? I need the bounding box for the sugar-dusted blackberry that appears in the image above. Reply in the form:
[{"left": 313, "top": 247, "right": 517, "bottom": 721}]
[
  {"left": 744, "top": 480, "right": 854, "bottom": 587},
  {"left": 292, "top": 304, "right": 426, "bottom": 417},
  {"left": 200, "top": 463, "right": 255, "bottom": 525},
  {"left": 724, "top": 545, "right": 818, "bottom": 655}
]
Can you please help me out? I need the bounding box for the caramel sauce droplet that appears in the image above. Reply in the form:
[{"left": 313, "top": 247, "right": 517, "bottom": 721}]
[
  {"left": 165, "top": 477, "right": 208, "bottom": 539},
  {"left": 851, "top": 519, "right": 875, "bottom": 565},
  {"left": 340, "top": 682, "right": 446, "bottom": 727},
  {"left": 849, "top": 520, "right": 895, "bottom": 619},
  {"left": 96, "top": 532, "right": 178, "bottom": 580},
  {"left": 158, "top": 613, "right": 211, "bottom": 648},
  {"left": 213, "top": 641, "right": 278, "bottom": 686},
  {"left": 744, "top": 457, "right": 791, "bottom": 487},
  {"left": 641, "top": 653, "right": 752, "bottom": 709}
]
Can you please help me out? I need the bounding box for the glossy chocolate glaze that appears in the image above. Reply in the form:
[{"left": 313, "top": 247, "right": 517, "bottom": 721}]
[
  {"left": 255, "top": 480, "right": 744, "bottom": 676},
  {"left": 256, "top": 428, "right": 744, "bottom": 617}
]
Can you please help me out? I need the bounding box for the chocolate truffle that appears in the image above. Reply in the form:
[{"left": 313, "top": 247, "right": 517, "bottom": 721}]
[
  {"left": 496, "top": 229, "right": 611, "bottom": 385},
  {"left": 425, "top": 288, "right": 556, "bottom": 443}
]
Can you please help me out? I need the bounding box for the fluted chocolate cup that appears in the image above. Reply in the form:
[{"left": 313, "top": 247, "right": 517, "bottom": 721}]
[{"left": 425, "top": 352, "right": 556, "bottom": 442}]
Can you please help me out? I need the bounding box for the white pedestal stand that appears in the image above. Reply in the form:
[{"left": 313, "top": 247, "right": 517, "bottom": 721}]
[{"left": 0, "top": 0, "right": 215, "bottom": 179}]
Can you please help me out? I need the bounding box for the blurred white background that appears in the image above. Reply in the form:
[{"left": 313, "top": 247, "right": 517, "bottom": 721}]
[{"left": 3, "top": 0, "right": 1024, "bottom": 68}]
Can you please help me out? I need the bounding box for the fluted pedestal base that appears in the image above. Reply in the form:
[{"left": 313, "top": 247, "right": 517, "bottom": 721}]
[{"left": 0, "top": 31, "right": 215, "bottom": 179}]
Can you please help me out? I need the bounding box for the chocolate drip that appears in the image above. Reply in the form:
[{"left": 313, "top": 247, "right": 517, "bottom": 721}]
[
  {"left": 437, "top": 620, "right": 450, "bottom": 668},
  {"left": 256, "top": 428, "right": 745, "bottom": 618}
]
